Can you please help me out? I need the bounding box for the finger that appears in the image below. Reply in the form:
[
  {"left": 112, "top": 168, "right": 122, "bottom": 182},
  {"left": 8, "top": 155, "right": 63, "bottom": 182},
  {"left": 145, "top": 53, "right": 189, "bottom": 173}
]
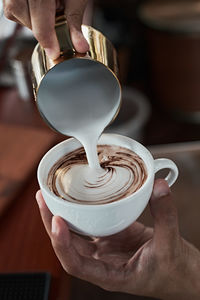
[
  {"left": 51, "top": 216, "right": 109, "bottom": 287},
  {"left": 82, "top": 0, "right": 93, "bottom": 26},
  {"left": 3, "top": 0, "right": 31, "bottom": 28},
  {"left": 36, "top": 190, "right": 53, "bottom": 237},
  {"left": 150, "top": 179, "right": 179, "bottom": 247},
  {"left": 65, "top": 0, "right": 89, "bottom": 53},
  {"left": 28, "top": 0, "right": 60, "bottom": 59}
]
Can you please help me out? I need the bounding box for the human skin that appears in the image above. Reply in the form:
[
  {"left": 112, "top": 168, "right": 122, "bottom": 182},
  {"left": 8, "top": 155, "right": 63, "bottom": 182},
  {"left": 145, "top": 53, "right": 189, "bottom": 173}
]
[
  {"left": 3, "top": 0, "right": 89, "bottom": 59},
  {"left": 36, "top": 179, "right": 200, "bottom": 299}
]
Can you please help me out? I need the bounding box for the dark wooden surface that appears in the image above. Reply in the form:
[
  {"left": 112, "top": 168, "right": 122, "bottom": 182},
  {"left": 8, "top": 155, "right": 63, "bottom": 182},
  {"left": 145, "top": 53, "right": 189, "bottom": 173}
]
[
  {"left": 0, "top": 87, "right": 70, "bottom": 299},
  {"left": 0, "top": 123, "right": 56, "bottom": 215}
]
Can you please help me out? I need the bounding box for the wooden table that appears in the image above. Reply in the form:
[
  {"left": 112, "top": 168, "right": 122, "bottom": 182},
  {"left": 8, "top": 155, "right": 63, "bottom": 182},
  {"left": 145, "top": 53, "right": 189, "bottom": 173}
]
[
  {"left": 0, "top": 88, "right": 70, "bottom": 299},
  {"left": 0, "top": 87, "right": 200, "bottom": 300}
]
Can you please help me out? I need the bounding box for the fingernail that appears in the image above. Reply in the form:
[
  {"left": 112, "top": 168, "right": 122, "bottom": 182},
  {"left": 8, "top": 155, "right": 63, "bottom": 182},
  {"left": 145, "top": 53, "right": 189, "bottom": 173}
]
[
  {"left": 72, "top": 31, "right": 89, "bottom": 53},
  {"left": 52, "top": 217, "right": 59, "bottom": 235},
  {"left": 44, "top": 48, "right": 58, "bottom": 59},
  {"left": 36, "top": 191, "right": 42, "bottom": 208},
  {"left": 153, "top": 180, "right": 170, "bottom": 198}
]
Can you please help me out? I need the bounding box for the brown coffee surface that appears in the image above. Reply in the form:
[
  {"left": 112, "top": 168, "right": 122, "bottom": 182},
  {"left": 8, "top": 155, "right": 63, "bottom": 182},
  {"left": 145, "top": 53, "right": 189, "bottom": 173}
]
[{"left": 47, "top": 145, "right": 147, "bottom": 204}]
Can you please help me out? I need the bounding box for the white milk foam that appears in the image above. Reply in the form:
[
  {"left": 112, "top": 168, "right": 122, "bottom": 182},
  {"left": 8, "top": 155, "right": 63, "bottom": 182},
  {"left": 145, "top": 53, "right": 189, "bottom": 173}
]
[
  {"left": 48, "top": 145, "right": 147, "bottom": 204},
  {"left": 56, "top": 165, "right": 132, "bottom": 201}
]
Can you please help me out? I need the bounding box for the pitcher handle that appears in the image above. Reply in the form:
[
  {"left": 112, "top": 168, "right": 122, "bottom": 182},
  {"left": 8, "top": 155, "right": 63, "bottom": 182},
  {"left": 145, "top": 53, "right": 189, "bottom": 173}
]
[{"left": 55, "top": 10, "right": 75, "bottom": 57}]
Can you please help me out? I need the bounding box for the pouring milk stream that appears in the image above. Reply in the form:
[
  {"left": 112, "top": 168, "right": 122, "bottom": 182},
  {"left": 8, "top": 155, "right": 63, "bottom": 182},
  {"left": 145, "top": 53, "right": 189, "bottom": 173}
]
[{"left": 36, "top": 58, "right": 121, "bottom": 171}]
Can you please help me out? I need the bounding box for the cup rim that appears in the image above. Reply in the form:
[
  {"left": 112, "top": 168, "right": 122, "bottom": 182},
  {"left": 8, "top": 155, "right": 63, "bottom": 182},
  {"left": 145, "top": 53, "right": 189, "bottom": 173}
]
[{"left": 37, "top": 133, "right": 154, "bottom": 208}]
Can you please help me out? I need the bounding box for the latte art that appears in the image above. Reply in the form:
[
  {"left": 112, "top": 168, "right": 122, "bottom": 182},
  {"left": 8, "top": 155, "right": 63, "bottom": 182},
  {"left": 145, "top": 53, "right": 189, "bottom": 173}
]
[{"left": 47, "top": 145, "right": 147, "bottom": 204}]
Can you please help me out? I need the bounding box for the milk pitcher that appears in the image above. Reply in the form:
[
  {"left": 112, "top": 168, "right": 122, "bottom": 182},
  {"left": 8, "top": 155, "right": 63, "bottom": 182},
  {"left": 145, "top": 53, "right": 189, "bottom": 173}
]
[{"left": 31, "top": 12, "right": 121, "bottom": 136}]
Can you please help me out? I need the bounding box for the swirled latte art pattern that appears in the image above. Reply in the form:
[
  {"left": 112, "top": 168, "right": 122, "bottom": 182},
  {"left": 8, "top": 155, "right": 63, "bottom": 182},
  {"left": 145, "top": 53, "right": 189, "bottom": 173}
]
[{"left": 47, "top": 145, "right": 147, "bottom": 204}]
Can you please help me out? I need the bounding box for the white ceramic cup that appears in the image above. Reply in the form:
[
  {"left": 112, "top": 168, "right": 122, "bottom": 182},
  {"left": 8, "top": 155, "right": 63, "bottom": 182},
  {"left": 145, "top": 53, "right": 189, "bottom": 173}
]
[{"left": 37, "top": 134, "right": 178, "bottom": 237}]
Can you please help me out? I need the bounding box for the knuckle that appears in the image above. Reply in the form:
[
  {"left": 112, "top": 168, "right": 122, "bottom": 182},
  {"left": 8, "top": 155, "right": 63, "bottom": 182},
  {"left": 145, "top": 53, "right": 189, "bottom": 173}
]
[
  {"left": 51, "top": 238, "right": 59, "bottom": 251},
  {"left": 64, "top": 263, "right": 81, "bottom": 279},
  {"left": 166, "top": 209, "right": 178, "bottom": 223},
  {"left": 101, "top": 270, "right": 123, "bottom": 292},
  {"left": 51, "top": 240, "right": 80, "bottom": 276},
  {"left": 101, "top": 283, "right": 113, "bottom": 292},
  {"left": 33, "top": 28, "right": 53, "bottom": 46},
  {"left": 98, "top": 276, "right": 117, "bottom": 292},
  {"left": 156, "top": 251, "right": 170, "bottom": 266},
  {"left": 155, "top": 244, "right": 180, "bottom": 269},
  {"left": 68, "top": 263, "right": 78, "bottom": 274},
  {"left": 33, "top": 30, "right": 47, "bottom": 43},
  {"left": 67, "top": 10, "right": 81, "bottom": 23},
  {"left": 162, "top": 212, "right": 178, "bottom": 231},
  {"left": 4, "top": 2, "right": 15, "bottom": 20},
  {"left": 4, "top": 9, "right": 11, "bottom": 20},
  {"left": 102, "top": 280, "right": 123, "bottom": 292},
  {"left": 51, "top": 238, "right": 64, "bottom": 254},
  {"left": 68, "top": 11, "right": 81, "bottom": 18}
]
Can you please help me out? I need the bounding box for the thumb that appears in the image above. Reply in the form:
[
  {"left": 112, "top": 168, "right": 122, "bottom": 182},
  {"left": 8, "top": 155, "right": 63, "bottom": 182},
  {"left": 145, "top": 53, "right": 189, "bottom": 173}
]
[
  {"left": 150, "top": 179, "right": 179, "bottom": 246},
  {"left": 65, "top": 0, "right": 89, "bottom": 53}
]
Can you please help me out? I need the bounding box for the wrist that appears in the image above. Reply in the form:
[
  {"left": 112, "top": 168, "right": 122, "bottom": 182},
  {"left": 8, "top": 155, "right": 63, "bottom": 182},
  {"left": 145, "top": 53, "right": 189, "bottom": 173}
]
[
  {"left": 162, "top": 288, "right": 200, "bottom": 300},
  {"left": 157, "top": 278, "right": 200, "bottom": 300},
  {"left": 160, "top": 240, "right": 200, "bottom": 300}
]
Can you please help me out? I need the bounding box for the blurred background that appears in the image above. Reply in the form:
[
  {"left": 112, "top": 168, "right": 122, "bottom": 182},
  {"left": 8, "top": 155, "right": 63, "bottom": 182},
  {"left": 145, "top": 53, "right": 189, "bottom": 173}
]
[
  {"left": 0, "top": 1, "right": 200, "bottom": 299},
  {"left": 94, "top": 0, "right": 200, "bottom": 145}
]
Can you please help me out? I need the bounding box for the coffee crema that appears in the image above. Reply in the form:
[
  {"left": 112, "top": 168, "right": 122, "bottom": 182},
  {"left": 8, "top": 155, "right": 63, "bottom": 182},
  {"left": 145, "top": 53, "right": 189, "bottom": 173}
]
[{"left": 47, "top": 145, "right": 147, "bottom": 204}]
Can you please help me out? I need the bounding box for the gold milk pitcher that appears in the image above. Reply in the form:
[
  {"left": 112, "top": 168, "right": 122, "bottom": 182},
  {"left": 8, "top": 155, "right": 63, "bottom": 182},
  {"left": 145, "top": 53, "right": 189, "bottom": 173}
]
[{"left": 31, "top": 12, "right": 121, "bottom": 136}]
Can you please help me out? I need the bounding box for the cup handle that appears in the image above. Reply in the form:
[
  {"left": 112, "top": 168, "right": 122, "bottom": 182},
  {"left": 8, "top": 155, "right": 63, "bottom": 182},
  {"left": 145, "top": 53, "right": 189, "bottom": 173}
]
[{"left": 154, "top": 158, "right": 179, "bottom": 187}]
